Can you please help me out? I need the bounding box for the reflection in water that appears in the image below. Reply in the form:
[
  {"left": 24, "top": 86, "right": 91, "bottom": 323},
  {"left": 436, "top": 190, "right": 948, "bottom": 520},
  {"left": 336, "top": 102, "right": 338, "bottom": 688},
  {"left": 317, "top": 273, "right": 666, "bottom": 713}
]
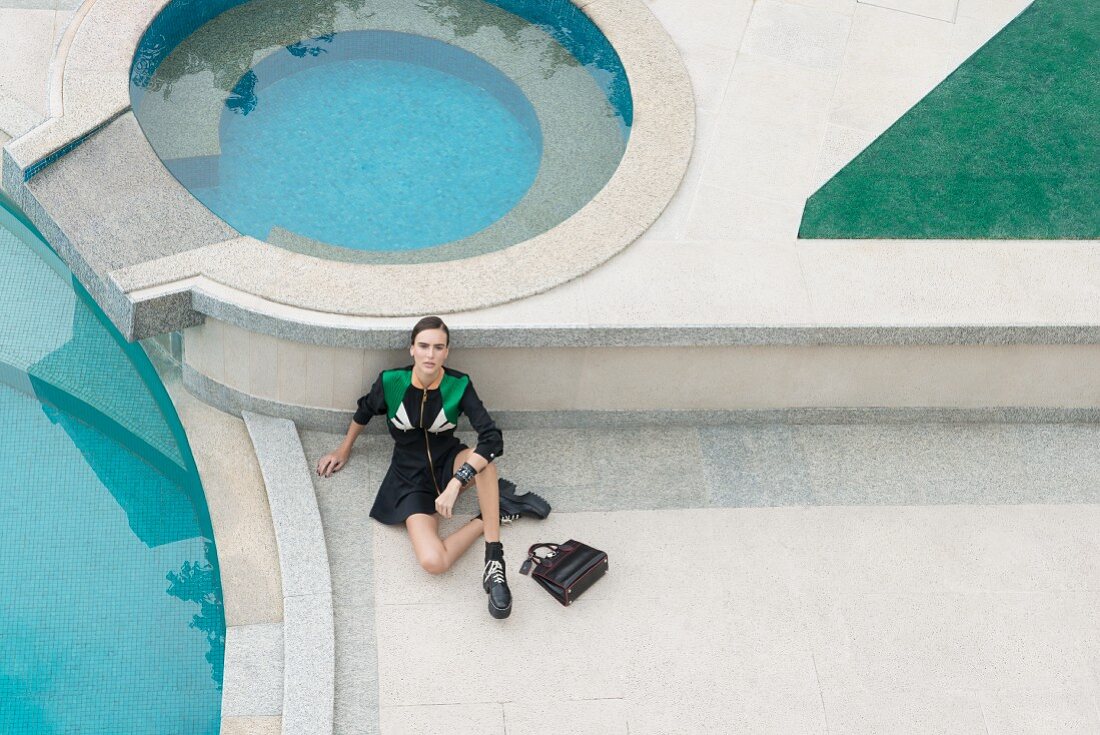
[
  {"left": 288, "top": 31, "right": 335, "bottom": 57},
  {"left": 167, "top": 541, "right": 226, "bottom": 687},
  {"left": 417, "top": 0, "right": 526, "bottom": 45},
  {"left": 39, "top": 402, "right": 199, "bottom": 546},
  {"left": 139, "top": 0, "right": 627, "bottom": 123},
  {"left": 227, "top": 69, "right": 258, "bottom": 115},
  {"left": 229, "top": 33, "right": 337, "bottom": 117},
  {"left": 136, "top": 0, "right": 368, "bottom": 96},
  {"left": 131, "top": 0, "right": 631, "bottom": 261}
]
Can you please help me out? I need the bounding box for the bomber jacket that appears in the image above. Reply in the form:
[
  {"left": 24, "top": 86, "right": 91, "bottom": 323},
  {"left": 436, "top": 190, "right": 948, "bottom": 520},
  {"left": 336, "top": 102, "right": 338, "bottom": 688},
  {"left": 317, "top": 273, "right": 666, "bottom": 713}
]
[{"left": 353, "top": 366, "right": 503, "bottom": 489}]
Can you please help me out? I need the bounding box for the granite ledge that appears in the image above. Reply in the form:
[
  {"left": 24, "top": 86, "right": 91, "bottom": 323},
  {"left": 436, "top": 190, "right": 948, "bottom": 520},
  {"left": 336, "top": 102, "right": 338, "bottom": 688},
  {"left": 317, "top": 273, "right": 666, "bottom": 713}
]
[
  {"left": 242, "top": 412, "right": 332, "bottom": 598},
  {"left": 190, "top": 292, "right": 1100, "bottom": 348},
  {"left": 185, "top": 367, "right": 1100, "bottom": 432},
  {"left": 241, "top": 412, "right": 336, "bottom": 735}
]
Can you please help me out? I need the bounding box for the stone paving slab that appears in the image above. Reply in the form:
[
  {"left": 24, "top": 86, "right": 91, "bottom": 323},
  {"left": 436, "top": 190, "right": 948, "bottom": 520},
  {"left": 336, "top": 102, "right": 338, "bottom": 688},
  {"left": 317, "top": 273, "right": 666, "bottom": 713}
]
[
  {"left": 299, "top": 421, "right": 1100, "bottom": 734},
  {"left": 244, "top": 412, "right": 332, "bottom": 598},
  {"left": 220, "top": 716, "right": 282, "bottom": 735},
  {"left": 978, "top": 688, "right": 1100, "bottom": 735},
  {"left": 700, "top": 423, "right": 1100, "bottom": 508},
  {"left": 222, "top": 623, "right": 284, "bottom": 718},
  {"left": 819, "top": 687, "right": 987, "bottom": 734},
  {"left": 283, "top": 593, "right": 336, "bottom": 735},
  {"left": 503, "top": 700, "right": 629, "bottom": 735},
  {"left": 366, "top": 506, "right": 1100, "bottom": 734},
  {"left": 300, "top": 429, "right": 381, "bottom": 735},
  {"left": 379, "top": 704, "right": 505, "bottom": 735},
  {"left": 244, "top": 414, "right": 335, "bottom": 735},
  {"left": 169, "top": 381, "right": 283, "bottom": 625}
]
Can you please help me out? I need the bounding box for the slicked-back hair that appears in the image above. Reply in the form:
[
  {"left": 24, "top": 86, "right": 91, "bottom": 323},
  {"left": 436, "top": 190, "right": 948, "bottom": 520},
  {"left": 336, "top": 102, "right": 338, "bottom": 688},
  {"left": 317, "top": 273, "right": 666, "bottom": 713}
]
[{"left": 410, "top": 316, "right": 450, "bottom": 346}]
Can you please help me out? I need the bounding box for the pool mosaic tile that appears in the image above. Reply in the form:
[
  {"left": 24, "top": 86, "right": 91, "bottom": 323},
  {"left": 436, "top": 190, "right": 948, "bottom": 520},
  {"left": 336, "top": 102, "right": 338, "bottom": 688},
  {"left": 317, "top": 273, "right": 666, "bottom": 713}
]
[{"left": 0, "top": 197, "right": 224, "bottom": 734}]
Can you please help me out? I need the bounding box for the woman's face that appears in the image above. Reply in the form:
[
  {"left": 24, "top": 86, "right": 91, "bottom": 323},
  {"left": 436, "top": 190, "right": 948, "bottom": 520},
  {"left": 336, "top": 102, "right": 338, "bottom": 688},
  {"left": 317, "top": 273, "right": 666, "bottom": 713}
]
[{"left": 410, "top": 327, "right": 449, "bottom": 376}]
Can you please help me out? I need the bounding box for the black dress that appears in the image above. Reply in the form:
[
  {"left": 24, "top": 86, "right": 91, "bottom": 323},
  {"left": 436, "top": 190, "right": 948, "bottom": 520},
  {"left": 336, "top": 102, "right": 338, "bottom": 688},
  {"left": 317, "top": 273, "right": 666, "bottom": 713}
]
[{"left": 353, "top": 365, "right": 503, "bottom": 524}]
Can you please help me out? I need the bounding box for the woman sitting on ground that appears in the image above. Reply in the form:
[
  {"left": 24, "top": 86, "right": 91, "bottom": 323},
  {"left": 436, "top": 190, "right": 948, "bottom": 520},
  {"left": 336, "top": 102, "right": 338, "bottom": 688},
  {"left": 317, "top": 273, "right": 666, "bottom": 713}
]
[{"left": 315, "top": 316, "right": 550, "bottom": 619}]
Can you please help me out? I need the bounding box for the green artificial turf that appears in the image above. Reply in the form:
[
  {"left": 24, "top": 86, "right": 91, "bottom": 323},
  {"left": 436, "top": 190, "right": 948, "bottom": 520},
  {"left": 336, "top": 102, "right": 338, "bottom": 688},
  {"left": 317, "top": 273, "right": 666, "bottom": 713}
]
[{"left": 799, "top": 0, "right": 1099, "bottom": 240}]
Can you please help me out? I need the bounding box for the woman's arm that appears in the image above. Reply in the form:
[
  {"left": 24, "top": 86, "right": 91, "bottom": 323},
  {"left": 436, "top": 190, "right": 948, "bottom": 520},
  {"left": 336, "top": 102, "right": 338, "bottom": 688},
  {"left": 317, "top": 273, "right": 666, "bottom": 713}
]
[
  {"left": 440, "top": 378, "right": 502, "bottom": 492},
  {"left": 316, "top": 372, "right": 386, "bottom": 476},
  {"left": 462, "top": 378, "right": 503, "bottom": 467},
  {"left": 316, "top": 420, "right": 365, "bottom": 477}
]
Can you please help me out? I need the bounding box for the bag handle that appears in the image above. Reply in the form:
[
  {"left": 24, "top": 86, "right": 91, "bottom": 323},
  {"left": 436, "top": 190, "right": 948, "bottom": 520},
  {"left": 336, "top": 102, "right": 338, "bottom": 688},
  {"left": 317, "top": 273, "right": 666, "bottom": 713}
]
[
  {"left": 526, "top": 543, "right": 559, "bottom": 562},
  {"left": 520, "top": 543, "right": 560, "bottom": 575}
]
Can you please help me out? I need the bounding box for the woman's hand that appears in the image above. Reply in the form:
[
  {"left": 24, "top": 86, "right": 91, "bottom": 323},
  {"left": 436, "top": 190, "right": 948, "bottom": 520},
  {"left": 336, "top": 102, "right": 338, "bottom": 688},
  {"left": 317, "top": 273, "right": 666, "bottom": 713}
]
[
  {"left": 316, "top": 448, "right": 351, "bottom": 477},
  {"left": 435, "top": 479, "right": 462, "bottom": 518}
]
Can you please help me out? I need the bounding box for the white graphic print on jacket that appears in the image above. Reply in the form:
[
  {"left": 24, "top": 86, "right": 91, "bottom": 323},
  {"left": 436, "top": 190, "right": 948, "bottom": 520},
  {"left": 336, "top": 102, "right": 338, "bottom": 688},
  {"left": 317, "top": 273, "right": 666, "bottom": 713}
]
[{"left": 390, "top": 402, "right": 457, "bottom": 433}]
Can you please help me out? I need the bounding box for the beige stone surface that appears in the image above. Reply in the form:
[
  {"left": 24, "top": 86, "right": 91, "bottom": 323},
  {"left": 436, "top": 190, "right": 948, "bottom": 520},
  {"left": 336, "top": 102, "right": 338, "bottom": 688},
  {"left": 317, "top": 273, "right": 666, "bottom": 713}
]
[
  {"left": 168, "top": 375, "right": 283, "bottom": 626},
  {"left": 979, "top": 688, "right": 1100, "bottom": 735},
  {"left": 368, "top": 504, "right": 1100, "bottom": 733},
  {"left": 184, "top": 319, "right": 1100, "bottom": 413},
  {"left": 819, "top": 688, "right": 987, "bottom": 734},
  {"left": 0, "top": 9, "right": 56, "bottom": 116},
  {"left": 380, "top": 703, "right": 505, "bottom": 735},
  {"left": 219, "top": 716, "right": 281, "bottom": 735},
  {"left": 858, "top": 0, "right": 960, "bottom": 22},
  {"left": 503, "top": 699, "right": 629, "bottom": 735},
  {"left": 828, "top": 3, "right": 954, "bottom": 133}
]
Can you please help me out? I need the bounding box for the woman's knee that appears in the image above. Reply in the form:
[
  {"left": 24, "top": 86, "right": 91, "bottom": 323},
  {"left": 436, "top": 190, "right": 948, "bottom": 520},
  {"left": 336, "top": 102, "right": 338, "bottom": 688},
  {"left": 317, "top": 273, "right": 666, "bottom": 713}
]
[{"left": 418, "top": 550, "right": 450, "bottom": 575}]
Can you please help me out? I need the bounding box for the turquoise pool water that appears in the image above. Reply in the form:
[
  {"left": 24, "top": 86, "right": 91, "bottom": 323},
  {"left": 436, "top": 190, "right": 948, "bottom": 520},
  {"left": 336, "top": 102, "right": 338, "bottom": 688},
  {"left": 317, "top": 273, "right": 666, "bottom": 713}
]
[
  {"left": 0, "top": 197, "right": 224, "bottom": 734},
  {"left": 131, "top": 0, "right": 632, "bottom": 263},
  {"left": 196, "top": 32, "right": 542, "bottom": 250}
]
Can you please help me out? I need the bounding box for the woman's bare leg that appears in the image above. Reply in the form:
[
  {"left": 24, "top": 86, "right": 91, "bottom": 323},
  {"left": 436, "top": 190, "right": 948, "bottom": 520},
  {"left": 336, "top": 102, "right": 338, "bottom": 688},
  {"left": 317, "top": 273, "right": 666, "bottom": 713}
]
[
  {"left": 405, "top": 513, "right": 484, "bottom": 575},
  {"left": 403, "top": 446, "right": 503, "bottom": 575},
  {"left": 449, "top": 449, "right": 512, "bottom": 619},
  {"left": 452, "top": 448, "right": 500, "bottom": 543}
]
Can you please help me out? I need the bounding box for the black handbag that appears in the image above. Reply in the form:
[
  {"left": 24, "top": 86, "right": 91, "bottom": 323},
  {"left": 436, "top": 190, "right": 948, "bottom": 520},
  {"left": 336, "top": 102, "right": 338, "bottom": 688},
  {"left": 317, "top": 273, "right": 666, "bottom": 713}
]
[{"left": 519, "top": 540, "right": 608, "bottom": 606}]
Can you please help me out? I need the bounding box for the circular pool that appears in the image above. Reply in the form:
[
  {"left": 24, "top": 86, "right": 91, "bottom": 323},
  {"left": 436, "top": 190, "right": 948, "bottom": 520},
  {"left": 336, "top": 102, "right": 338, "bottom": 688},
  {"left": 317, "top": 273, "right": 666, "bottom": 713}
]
[{"left": 131, "top": 0, "right": 633, "bottom": 263}]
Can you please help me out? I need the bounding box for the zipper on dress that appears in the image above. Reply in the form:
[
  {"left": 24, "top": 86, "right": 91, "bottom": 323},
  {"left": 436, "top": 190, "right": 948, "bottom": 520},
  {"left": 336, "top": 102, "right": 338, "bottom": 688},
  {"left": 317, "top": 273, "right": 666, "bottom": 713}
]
[{"left": 421, "top": 388, "right": 441, "bottom": 495}]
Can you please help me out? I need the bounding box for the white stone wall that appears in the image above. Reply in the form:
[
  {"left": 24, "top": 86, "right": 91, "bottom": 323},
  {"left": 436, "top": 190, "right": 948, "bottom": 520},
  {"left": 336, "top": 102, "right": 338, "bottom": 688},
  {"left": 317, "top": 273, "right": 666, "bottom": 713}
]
[{"left": 184, "top": 317, "right": 1100, "bottom": 413}]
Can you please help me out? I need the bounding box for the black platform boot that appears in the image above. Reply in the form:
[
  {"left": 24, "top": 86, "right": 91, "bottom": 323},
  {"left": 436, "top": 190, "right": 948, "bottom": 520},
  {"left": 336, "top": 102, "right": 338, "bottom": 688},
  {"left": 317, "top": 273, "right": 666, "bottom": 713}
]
[
  {"left": 498, "top": 478, "right": 552, "bottom": 520},
  {"left": 474, "top": 479, "right": 551, "bottom": 525},
  {"left": 483, "top": 541, "right": 512, "bottom": 619}
]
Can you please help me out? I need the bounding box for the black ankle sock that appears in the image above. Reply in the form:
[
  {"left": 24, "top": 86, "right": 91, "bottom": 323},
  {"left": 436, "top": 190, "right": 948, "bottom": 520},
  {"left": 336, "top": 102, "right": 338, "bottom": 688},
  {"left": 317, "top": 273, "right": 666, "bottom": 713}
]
[{"left": 485, "top": 541, "right": 504, "bottom": 561}]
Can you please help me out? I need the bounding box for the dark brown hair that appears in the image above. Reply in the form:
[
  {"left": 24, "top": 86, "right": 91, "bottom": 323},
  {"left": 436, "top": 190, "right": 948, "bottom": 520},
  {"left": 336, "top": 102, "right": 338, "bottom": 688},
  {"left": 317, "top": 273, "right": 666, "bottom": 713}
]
[{"left": 410, "top": 316, "right": 450, "bottom": 346}]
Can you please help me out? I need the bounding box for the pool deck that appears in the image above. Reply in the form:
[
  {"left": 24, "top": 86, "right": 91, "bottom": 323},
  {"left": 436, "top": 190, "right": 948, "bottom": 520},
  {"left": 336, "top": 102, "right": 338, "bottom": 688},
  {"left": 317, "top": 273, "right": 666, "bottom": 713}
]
[
  {"left": 5, "top": 0, "right": 1100, "bottom": 733},
  {"left": 159, "top": 339, "right": 1100, "bottom": 735},
  {"left": 4, "top": 0, "right": 1098, "bottom": 344},
  {"left": 256, "top": 415, "right": 1100, "bottom": 735}
]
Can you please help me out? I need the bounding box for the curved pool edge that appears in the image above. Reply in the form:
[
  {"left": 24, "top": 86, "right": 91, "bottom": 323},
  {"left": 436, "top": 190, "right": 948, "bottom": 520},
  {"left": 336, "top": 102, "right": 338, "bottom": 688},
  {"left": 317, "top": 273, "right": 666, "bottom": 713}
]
[
  {"left": 0, "top": 0, "right": 694, "bottom": 329},
  {"left": 146, "top": 344, "right": 295, "bottom": 734},
  {"left": 0, "top": 191, "right": 231, "bottom": 731},
  {"left": 0, "top": 193, "right": 197, "bottom": 482},
  {"left": 2, "top": 193, "right": 300, "bottom": 735}
]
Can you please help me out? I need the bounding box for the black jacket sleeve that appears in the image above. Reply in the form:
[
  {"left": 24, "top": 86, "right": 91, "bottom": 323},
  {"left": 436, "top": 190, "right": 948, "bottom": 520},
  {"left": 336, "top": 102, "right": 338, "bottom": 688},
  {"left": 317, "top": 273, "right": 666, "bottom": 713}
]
[
  {"left": 461, "top": 380, "right": 503, "bottom": 461},
  {"left": 353, "top": 373, "right": 387, "bottom": 426}
]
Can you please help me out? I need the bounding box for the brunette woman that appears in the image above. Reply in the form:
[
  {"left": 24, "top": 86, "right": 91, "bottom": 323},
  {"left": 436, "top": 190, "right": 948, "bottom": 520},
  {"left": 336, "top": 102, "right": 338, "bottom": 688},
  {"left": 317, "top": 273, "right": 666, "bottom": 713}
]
[{"left": 316, "top": 316, "right": 550, "bottom": 618}]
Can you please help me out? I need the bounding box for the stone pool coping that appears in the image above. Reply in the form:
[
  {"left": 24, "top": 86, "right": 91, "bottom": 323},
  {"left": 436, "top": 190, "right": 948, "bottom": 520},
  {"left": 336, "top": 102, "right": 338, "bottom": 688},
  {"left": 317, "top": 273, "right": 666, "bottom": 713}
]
[
  {"left": 0, "top": 0, "right": 694, "bottom": 332},
  {"left": 243, "top": 412, "right": 335, "bottom": 735}
]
